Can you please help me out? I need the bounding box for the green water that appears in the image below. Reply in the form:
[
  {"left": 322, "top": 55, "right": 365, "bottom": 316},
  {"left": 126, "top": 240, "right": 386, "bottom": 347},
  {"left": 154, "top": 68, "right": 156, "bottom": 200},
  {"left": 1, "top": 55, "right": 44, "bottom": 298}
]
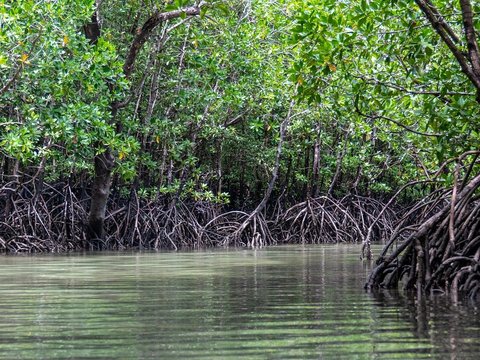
[{"left": 0, "top": 245, "right": 479, "bottom": 359}]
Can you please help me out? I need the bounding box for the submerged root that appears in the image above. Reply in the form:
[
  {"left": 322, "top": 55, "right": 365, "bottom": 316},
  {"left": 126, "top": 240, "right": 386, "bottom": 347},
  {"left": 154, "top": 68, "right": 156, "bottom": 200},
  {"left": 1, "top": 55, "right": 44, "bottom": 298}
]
[
  {"left": 225, "top": 211, "right": 274, "bottom": 247},
  {"left": 0, "top": 180, "right": 226, "bottom": 252},
  {"left": 104, "top": 197, "right": 222, "bottom": 250}
]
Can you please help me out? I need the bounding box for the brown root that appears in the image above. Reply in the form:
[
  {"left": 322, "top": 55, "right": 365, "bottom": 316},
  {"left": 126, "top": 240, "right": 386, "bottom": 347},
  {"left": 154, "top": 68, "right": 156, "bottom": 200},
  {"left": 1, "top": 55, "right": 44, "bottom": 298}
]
[
  {"left": 103, "top": 198, "right": 222, "bottom": 250},
  {"left": 366, "top": 173, "right": 480, "bottom": 300},
  {"left": 276, "top": 195, "right": 395, "bottom": 245},
  {"left": 0, "top": 181, "right": 86, "bottom": 253},
  {"left": 201, "top": 210, "right": 275, "bottom": 247}
]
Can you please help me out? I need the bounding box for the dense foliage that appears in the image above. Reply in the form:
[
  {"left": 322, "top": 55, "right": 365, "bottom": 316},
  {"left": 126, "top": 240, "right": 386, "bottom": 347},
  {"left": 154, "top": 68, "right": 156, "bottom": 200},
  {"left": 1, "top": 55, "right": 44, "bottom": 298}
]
[
  {"left": 1, "top": 0, "right": 424, "bottom": 208},
  {"left": 1, "top": 1, "right": 118, "bottom": 168},
  {"left": 292, "top": 0, "right": 479, "bottom": 163}
]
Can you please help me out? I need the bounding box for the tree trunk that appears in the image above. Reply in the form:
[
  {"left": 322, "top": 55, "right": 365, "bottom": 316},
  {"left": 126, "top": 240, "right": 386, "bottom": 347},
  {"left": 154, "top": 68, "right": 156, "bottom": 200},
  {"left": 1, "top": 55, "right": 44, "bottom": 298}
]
[
  {"left": 311, "top": 122, "right": 321, "bottom": 197},
  {"left": 303, "top": 146, "right": 310, "bottom": 199},
  {"left": 216, "top": 139, "right": 223, "bottom": 195},
  {"left": 87, "top": 151, "right": 115, "bottom": 241},
  {"left": 84, "top": 6, "right": 108, "bottom": 243},
  {"left": 328, "top": 129, "right": 349, "bottom": 196},
  {"left": 251, "top": 98, "right": 295, "bottom": 215}
]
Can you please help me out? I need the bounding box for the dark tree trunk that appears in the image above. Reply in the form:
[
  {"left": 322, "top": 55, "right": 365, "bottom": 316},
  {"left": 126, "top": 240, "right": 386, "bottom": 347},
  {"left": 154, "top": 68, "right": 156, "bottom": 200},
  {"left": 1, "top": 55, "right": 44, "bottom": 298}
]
[
  {"left": 83, "top": 8, "right": 110, "bottom": 243},
  {"left": 83, "top": 14, "right": 100, "bottom": 44},
  {"left": 87, "top": 151, "right": 115, "bottom": 241}
]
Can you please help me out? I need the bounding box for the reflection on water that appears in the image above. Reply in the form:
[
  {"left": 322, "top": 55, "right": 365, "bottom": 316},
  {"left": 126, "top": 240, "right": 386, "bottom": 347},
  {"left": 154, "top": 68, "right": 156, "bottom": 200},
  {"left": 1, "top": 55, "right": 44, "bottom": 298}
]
[{"left": 0, "top": 245, "right": 478, "bottom": 359}]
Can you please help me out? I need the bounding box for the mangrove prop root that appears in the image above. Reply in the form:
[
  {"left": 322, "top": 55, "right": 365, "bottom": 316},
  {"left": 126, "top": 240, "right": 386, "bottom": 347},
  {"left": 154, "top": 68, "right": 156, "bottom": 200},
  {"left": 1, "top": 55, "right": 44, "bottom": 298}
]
[
  {"left": 3, "top": 175, "right": 478, "bottom": 301},
  {"left": 0, "top": 181, "right": 85, "bottom": 253},
  {"left": 276, "top": 195, "right": 395, "bottom": 245},
  {"left": 1, "top": 181, "right": 398, "bottom": 253},
  {"left": 366, "top": 173, "right": 480, "bottom": 300}
]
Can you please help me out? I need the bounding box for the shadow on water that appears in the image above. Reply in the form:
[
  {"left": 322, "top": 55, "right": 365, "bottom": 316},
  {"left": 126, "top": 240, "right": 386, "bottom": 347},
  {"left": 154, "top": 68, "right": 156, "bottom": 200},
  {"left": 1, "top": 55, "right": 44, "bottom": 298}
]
[{"left": 369, "top": 288, "right": 480, "bottom": 359}]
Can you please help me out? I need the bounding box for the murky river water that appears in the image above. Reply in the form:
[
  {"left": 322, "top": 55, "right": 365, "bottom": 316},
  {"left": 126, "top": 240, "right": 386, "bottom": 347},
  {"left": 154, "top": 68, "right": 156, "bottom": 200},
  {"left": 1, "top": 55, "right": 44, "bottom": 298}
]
[{"left": 0, "top": 245, "right": 479, "bottom": 359}]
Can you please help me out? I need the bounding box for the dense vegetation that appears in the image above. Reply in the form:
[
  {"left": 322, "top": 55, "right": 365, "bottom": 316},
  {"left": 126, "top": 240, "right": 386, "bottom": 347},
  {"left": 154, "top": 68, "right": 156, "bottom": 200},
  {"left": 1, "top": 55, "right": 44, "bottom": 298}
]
[{"left": 1, "top": 0, "right": 479, "bottom": 299}]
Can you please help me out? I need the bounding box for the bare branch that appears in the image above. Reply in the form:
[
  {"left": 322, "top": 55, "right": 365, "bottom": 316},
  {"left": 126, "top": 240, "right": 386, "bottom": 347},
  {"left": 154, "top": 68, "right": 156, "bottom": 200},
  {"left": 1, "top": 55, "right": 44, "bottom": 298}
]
[
  {"left": 353, "top": 95, "right": 441, "bottom": 137},
  {"left": 375, "top": 114, "right": 441, "bottom": 137}
]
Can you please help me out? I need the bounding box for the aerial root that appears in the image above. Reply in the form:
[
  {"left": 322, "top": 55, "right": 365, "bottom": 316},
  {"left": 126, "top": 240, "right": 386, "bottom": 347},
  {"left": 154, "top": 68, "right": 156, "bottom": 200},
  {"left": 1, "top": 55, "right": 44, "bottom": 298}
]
[
  {"left": 105, "top": 198, "right": 222, "bottom": 250},
  {"left": 276, "top": 195, "right": 395, "bottom": 246},
  {"left": 366, "top": 173, "right": 480, "bottom": 300},
  {"left": 1, "top": 182, "right": 400, "bottom": 253},
  {"left": 0, "top": 181, "right": 85, "bottom": 253}
]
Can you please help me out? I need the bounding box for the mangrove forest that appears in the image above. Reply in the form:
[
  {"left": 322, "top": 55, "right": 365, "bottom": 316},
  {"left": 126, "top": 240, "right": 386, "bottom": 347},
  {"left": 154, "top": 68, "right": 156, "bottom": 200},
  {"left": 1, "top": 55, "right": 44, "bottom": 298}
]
[{"left": 1, "top": 0, "right": 480, "bottom": 303}]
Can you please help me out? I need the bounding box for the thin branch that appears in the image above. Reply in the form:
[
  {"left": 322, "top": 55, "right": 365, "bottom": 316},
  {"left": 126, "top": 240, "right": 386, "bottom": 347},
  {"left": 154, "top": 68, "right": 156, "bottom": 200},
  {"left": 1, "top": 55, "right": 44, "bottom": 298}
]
[
  {"left": 415, "top": 0, "right": 480, "bottom": 93},
  {"left": 431, "top": 150, "right": 480, "bottom": 178},
  {"left": 0, "top": 66, "right": 23, "bottom": 97},
  {"left": 354, "top": 99, "right": 441, "bottom": 137},
  {"left": 375, "top": 114, "right": 441, "bottom": 137},
  {"left": 424, "top": 0, "right": 461, "bottom": 43},
  {"left": 354, "top": 74, "right": 474, "bottom": 97},
  {"left": 224, "top": 110, "right": 249, "bottom": 127},
  {"left": 123, "top": 1, "right": 207, "bottom": 78}
]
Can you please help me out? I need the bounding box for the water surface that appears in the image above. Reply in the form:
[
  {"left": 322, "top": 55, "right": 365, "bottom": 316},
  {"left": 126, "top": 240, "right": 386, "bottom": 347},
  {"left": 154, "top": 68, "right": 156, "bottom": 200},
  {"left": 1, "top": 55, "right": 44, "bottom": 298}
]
[{"left": 0, "top": 245, "right": 479, "bottom": 359}]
